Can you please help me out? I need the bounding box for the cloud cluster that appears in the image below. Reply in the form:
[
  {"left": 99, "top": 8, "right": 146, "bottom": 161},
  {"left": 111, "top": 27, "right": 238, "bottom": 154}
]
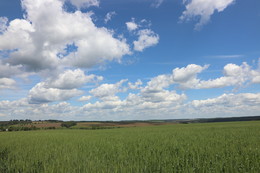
[
  {"left": 25, "top": 60, "right": 260, "bottom": 106},
  {"left": 0, "top": 0, "right": 162, "bottom": 91},
  {"left": 0, "top": 99, "right": 77, "bottom": 120},
  {"left": 0, "top": 60, "right": 259, "bottom": 120},
  {"left": 144, "top": 61, "right": 260, "bottom": 90},
  {"left": 189, "top": 93, "right": 260, "bottom": 117},
  {"left": 1, "top": 91, "right": 259, "bottom": 121},
  {"left": 125, "top": 18, "right": 159, "bottom": 52},
  {"left": 0, "top": 0, "right": 130, "bottom": 73},
  {"left": 44, "top": 69, "right": 103, "bottom": 90},
  {"left": 89, "top": 79, "right": 128, "bottom": 101},
  {"left": 28, "top": 69, "right": 102, "bottom": 103},
  {"left": 180, "top": 0, "right": 235, "bottom": 30},
  {"left": 133, "top": 29, "right": 159, "bottom": 52}
]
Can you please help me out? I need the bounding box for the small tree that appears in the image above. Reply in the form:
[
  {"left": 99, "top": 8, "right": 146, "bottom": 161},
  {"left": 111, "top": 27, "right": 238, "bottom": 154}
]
[{"left": 61, "top": 121, "right": 77, "bottom": 128}]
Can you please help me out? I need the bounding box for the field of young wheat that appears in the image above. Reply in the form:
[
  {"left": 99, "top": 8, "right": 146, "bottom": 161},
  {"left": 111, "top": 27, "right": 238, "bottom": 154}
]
[{"left": 0, "top": 121, "right": 259, "bottom": 172}]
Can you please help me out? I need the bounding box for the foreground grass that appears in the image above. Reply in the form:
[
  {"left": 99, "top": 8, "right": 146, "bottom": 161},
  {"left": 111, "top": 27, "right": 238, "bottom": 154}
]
[{"left": 0, "top": 121, "right": 259, "bottom": 172}]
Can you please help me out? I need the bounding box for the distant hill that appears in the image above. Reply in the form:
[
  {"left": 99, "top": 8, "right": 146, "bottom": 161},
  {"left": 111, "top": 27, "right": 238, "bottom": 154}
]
[{"left": 176, "top": 116, "right": 260, "bottom": 124}]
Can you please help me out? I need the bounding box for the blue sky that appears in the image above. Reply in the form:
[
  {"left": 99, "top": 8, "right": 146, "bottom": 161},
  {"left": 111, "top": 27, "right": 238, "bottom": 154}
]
[{"left": 0, "top": 0, "right": 259, "bottom": 120}]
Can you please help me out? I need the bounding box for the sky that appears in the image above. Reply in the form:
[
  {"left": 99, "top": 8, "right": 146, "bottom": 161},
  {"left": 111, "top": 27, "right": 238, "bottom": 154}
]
[{"left": 0, "top": 0, "right": 259, "bottom": 121}]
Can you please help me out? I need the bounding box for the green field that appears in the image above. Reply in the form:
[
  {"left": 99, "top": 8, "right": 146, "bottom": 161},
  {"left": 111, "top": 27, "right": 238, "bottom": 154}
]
[{"left": 0, "top": 121, "right": 259, "bottom": 172}]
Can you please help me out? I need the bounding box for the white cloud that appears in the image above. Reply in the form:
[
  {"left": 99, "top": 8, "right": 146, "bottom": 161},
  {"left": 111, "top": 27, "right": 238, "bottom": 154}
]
[
  {"left": 251, "top": 71, "right": 260, "bottom": 83},
  {"left": 196, "top": 62, "right": 251, "bottom": 89},
  {"left": 0, "top": 78, "right": 16, "bottom": 90},
  {"left": 89, "top": 79, "right": 128, "bottom": 100},
  {"left": 125, "top": 18, "right": 159, "bottom": 52},
  {"left": 168, "top": 62, "right": 256, "bottom": 89},
  {"left": 128, "top": 79, "right": 142, "bottom": 90},
  {"left": 64, "top": 30, "right": 130, "bottom": 68},
  {"left": 81, "top": 83, "right": 186, "bottom": 119},
  {"left": 126, "top": 19, "right": 139, "bottom": 31},
  {"left": 133, "top": 29, "right": 159, "bottom": 52},
  {"left": 0, "top": 99, "right": 77, "bottom": 120},
  {"left": 28, "top": 82, "right": 83, "bottom": 104},
  {"left": 1, "top": 59, "right": 260, "bottom": 120},
  {"left": 27, "top": 69, "right": 102, "bottom": 103},
  {"left": 45, "top": 69, "right": 103, "bottom": 89},
  {"left": 0, "top": 61, "right": 22, "bottom": 78},
  {"left": 0, "top": 0, "right": 130, "bottom": 72},
  {"left": 135, "top": 61, "right": 258, "bottom": 90},
  {"left": 1, "top": 90, "right": 259, "bottom": 121},
  {"left": 180, "top": 0, "right": 235, "bottom": 30},
  {"left": 172, "top": 64, "right": 208, "bottom": 82},
  {"left": 190, "top": 93, "right": 260, "bottom": 117},
  {"left": 78, "top": 95, "right": 92, "bottom": 102},
  {"left": 144, "top": 74, "right": 172, "bottom": 92},
  {"left": 140, "top": 64, "right": 208, "bottom": 90},
  {"left": 104, "top": 11, "right": 116, "bottom": 23}
]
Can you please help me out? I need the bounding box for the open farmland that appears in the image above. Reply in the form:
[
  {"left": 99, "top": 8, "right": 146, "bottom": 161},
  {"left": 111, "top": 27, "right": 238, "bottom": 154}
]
[{"left": 0, "top": 121, "right": 259, "bottom": 172}]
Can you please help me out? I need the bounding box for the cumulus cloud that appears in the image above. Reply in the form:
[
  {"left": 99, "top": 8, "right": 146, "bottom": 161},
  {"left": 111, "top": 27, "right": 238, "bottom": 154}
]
[
  {"left": 133, "top": 29, "right": 159, "bottom": 52},
  {"left": 0, "top": 61, "right": 22, "bottom": 78},
  {"left": 251, "top": 71, "right": 260, "bottom": 83},
  {"left": 126, "top": 18, "right": 139, "bottom": 31},
  {"left": 28, "top": 69, "right": 102, "bottom": 103},
  {"left": 125, "top": 18, "right": 159, "bottom": 52},
  {"left": 197, "top": 93, "right": 260, "bottom": 107},
  {"left": 1, "top": 59, "right": 260, "bottom": 120},
  {"left": 81, "top": 82, "right": 186, "bottom": 119},
  {"left": 134, "top": 61, "right": 259, "bottom": 90},
  {"left": 45, "top": 69, "right": 103, "bottom": 89},
  {"left": 28, "top": 82, "right": 83, "bottom": 104},
  {"left": 139, "top": 64, "right": 208, "bottom": 90},
  {"left": 196, "top": 62, "right": 252, "bottom": 89},
  {"left": 144, "top": 75, "right": 172, "bottom": 92},
  {"left": 0, "top": 0, "right": 130, "bottom": 72},
  {"left": 190, "top": 93, "right": 260, "bottom": 117},
  {"left": 0, "top": 78, "right": 16, "bottom": 90},
  {"left": 78, "top": 95, "right": 92, "bottom": 102},
  {"left": 128, "top": 79, "right": 143, "bottom": 90},
  {"left": 89, "top": 79, "right": 128, "bottom": 101},
  {"left": 1, "top": 89, "right": 260, "bottom": 121},
  {"left": 0, "top": 99, "right": 77, "bottom": 120},
  {"left": 180, "top": 0, "right": 235, "bottom": 30},
  {"left": 104, "top": 11, "right": 116, "bottom": 23},
  {"left": 171, "top": 64, "right": 209, "bottom": 89}
]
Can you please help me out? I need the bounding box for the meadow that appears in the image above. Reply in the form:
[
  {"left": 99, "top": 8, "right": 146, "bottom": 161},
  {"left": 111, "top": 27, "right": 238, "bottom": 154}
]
[{"left": 0, "top": 121, "right": 259, "bottom": 172}]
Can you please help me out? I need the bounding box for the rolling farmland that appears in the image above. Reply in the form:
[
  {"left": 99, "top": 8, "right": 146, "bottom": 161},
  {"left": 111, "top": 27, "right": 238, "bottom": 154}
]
[{"left": 0, "top": 121, "right": 259, "bottom": 172}]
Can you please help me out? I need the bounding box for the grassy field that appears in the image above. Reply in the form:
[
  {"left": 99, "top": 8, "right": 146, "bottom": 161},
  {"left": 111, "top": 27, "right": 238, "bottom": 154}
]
[{"left": 0, "top": 121, "right": 259, "bottom": 172}]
